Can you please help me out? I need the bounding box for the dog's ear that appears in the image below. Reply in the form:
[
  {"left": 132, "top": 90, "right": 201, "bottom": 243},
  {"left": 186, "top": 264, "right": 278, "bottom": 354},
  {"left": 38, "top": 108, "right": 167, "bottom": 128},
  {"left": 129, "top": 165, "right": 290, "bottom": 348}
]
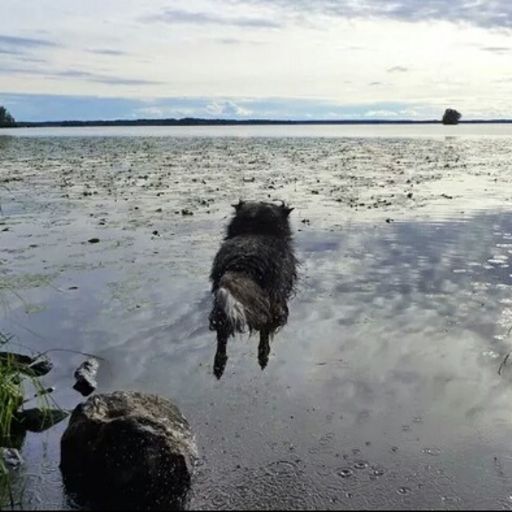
[
  {"left": 231, "top": 199, "right": 245, "bottom": 211},
  {"left": 280, "top": 202, "right": 294, "bottom": 216}
]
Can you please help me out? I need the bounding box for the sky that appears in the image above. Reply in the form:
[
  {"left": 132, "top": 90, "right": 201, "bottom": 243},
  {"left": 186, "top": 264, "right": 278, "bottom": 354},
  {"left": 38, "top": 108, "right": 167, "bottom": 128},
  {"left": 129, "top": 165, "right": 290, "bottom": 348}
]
[{"left": 1, "top": 0, "right": 512, "bottom": 121}]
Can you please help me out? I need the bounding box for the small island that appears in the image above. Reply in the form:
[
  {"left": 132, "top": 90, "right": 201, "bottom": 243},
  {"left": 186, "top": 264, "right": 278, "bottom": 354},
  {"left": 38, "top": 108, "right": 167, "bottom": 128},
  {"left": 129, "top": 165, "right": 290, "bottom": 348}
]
[{"left": 442, "top": 108, "right": 462, "bottom": 125}]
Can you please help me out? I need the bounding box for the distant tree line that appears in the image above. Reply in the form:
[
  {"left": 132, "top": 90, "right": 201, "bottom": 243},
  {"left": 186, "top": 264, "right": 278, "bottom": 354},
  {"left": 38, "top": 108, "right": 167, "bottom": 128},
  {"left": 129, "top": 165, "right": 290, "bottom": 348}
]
[
  {"left": 0, "top": 106, "right": 15, "bottom": 127},
  {"left": 5, "top": 105, "right": 512, "bottom": 128},
  {"left": 14, "top": 118, "right": 460, "bottom": 127}
]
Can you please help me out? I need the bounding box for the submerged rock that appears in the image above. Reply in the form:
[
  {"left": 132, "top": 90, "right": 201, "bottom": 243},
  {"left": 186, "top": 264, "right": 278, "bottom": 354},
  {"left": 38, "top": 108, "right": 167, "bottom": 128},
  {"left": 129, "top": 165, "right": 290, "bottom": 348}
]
[
  {"left": 60, "top": 391, "right": 197, "bottom": 510},
  {"left": 72, "top": 358, "right": 99, "bottom": 396},
  {"left": 0, "top": 352, "right": 53, "bottom": 377},
  {"left": 14, "top": 408, "right": 69, "bottom": 432},
  {"left": 0, "top": 351, "right": 34, "bottom": 367},
  {"left": 28, "top": 357, "right": 53, "bottom": 377},
  {"left": 1, "top": 448, "right": 23, "bottom": 468}
]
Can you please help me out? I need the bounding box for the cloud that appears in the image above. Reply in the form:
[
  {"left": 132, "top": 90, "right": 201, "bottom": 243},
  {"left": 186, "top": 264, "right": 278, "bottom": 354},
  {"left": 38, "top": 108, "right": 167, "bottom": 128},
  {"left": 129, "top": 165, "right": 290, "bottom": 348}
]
[
  {"left": 0, "top": 33, "right": 58, "bottom": 56},
  {"left": 364, "top": 109, "right": 399, "bottom": 117},
  {"left": 146, "top": 8, "right": 282, "bottom": 28},
  {"left": 0, "top": 34, "right": 57, "bottom": 48},
  {"left": 133, "top": 105, "right": 202, "bottom": 119},
  {"left": 387, "top": 66, "right": 409, "bottom": 72},
  {"left": 215, "top": 37, "right": 265, "bottom": 45},
  {"left": 0, "top": 66, "right": 161, "bottom": 85},
  {"left": 91, "top": 76, "right": 160, "bottom": 86},
  {"left": 480, "top": 46, "right": 510, "bottom": 54},
  {"left": 217, "top": 38, "right": 243, "bottom": 44},
  {"left": 238, "top": 0, "right": 512, "bottom": 29},
  {"left": 87, "top": 48, "right": 127, "bottom": 56},
  {"left": 18, "top": 55, "right": 47, "bottom": 63},
  {"left": 205, "top": 100, "right": 252, "bottom": 117},
  {"left": 0, "top": 48, "right": 21, "bottom": 55}
]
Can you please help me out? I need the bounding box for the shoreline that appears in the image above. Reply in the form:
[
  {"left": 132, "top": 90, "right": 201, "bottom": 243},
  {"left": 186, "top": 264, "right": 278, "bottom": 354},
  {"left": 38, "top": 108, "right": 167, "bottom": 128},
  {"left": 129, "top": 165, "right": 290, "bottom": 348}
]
[{"left": 5, "top": 119, "right": 512, "bottom": 128}]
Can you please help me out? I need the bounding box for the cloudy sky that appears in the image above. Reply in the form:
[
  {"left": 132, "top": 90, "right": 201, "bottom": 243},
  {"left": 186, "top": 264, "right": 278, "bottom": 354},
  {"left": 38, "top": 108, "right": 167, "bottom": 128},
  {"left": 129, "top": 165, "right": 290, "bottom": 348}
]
[{"left": 1, "top": 0, "right": 512, "bottom": 121}]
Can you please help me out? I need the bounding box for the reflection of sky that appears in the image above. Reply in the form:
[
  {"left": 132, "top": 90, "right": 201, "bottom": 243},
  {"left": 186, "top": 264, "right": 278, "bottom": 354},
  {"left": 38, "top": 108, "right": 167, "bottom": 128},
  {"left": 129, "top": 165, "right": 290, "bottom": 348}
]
[
  {"left": 3, "top": 136, "right": 512, "bottom": 508},
  {"left": 5, "top": 211, "right": 512, "bottom": 508},
  {"left": 292, "top": 215, "right": 512, "bottom": 428}
]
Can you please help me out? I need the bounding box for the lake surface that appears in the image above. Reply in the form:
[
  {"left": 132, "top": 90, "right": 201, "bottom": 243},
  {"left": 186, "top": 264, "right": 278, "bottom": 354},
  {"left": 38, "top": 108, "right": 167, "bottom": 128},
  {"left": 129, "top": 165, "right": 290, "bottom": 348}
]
[
  {"left": 2, "top": 127, "right": 512, "bottom": 509},
  {"left": 3, "top": 122, "right": 512, "bottom": 138}
]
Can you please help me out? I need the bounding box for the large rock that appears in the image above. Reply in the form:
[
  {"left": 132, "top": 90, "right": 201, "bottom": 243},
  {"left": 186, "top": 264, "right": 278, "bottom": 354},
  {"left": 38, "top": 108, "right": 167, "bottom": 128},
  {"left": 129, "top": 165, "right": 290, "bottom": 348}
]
[{"left": 60, "top": 391, "right": 197, "bottom": 510}]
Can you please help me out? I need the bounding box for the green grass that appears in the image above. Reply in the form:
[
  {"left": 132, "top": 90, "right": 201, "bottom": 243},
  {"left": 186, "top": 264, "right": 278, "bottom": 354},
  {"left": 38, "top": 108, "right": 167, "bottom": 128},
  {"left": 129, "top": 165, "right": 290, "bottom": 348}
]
[
  {"left": 0, "top": 333, "right": 22, "bottom": 509},
  {"left": 0, "top": 363, "right": 23, "bottom": 441},
  {"left": 0, "top": 331, "right": 56, "bottom": 509},
  {"left": 0, "top": 333, "right": 23, "bottom": 443}
]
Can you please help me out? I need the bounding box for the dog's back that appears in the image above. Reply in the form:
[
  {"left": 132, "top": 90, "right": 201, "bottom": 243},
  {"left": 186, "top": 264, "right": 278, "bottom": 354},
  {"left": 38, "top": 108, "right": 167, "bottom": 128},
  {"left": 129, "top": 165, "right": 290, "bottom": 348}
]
[{"left": 209, "top": 201, "right": 297, "bottom": 339}]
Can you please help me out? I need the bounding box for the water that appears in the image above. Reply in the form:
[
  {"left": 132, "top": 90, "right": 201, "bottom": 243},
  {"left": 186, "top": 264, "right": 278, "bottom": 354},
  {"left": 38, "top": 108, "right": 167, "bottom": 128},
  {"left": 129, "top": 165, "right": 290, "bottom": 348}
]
[
  {"left": 2, "top": 122, "right": 512, "bottom": 138},
  {"left": 2, "top": 127, "right": 512, "bottom": 509}
]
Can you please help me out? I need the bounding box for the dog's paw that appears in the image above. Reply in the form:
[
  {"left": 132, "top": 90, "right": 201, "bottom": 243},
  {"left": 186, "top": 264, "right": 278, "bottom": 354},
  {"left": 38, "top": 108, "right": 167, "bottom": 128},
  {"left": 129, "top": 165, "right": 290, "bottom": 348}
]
[
  {"left": 258, "top": 346, "right": 270, "bottom": 371},
  {"left": 213, "top": 352, "right": 228, "bottom": 380}
]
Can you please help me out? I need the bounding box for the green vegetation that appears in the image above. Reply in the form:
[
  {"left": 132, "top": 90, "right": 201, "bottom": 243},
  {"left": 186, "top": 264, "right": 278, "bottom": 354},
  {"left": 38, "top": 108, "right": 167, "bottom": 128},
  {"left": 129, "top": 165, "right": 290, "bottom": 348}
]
[
  {"left": 0, "top": 331, "right": 67, "bottom": 508},
  {"left": 0, "top": 332, "right": 23, "bottom": 508},
  {"left": 0, "top": 334, "right": 23, "bottom": 443},
  {"left": 0, "top": 107, "right": 15, "bottom": 128}
]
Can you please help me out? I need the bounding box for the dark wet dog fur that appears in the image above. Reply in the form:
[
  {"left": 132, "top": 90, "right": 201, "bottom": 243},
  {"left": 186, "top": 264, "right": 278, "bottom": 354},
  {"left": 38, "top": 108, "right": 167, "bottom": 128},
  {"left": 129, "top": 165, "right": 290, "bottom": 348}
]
[{"left": 209, "top": 200, "right": 298, "bottom": 378}]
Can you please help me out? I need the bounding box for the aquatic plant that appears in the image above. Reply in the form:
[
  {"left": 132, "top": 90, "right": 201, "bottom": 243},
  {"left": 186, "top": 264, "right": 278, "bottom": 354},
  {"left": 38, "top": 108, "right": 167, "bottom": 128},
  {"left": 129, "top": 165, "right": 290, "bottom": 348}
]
[
  {"left": 0, "top": 333, "right": 22, "bottom": 442},
  {"left": 0, "top": 332, "right": 24, "bottom": 509},
  {"left": 0, "top": 331, "right": 67, "bottom": 509}
]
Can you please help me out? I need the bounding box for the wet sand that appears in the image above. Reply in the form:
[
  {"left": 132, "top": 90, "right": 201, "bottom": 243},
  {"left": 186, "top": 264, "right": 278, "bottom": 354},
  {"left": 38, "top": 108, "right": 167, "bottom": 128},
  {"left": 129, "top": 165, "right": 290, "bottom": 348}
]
[{"left": 2, "top": 128, "right": 512, "bottom": 509}]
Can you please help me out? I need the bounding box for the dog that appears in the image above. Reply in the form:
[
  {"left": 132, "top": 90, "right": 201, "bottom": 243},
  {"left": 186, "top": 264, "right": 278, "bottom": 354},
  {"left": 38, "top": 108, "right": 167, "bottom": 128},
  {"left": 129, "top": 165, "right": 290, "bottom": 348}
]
[{"left": 209, "top": 200, "right": 298, "bottom": 378}]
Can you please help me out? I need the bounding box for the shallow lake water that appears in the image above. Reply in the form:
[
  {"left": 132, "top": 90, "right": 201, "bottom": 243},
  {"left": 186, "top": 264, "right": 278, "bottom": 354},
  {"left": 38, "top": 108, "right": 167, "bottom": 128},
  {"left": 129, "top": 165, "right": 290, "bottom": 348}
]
[{"left": 2, "top": 126, "right": 512, "bottom": 509}]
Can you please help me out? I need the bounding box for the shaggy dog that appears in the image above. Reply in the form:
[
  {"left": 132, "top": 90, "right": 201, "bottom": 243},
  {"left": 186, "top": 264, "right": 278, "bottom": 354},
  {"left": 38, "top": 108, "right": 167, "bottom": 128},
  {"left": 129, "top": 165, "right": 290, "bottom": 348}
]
[{"left": 209, "top": 200, "right": 298, "bottom": 378}]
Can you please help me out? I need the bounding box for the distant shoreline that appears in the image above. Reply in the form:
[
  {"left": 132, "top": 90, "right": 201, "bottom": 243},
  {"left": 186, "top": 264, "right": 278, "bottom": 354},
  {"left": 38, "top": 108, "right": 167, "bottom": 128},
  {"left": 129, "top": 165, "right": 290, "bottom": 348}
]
[{"left": 6, "top": 118, "right": 512, "bottom": 128}]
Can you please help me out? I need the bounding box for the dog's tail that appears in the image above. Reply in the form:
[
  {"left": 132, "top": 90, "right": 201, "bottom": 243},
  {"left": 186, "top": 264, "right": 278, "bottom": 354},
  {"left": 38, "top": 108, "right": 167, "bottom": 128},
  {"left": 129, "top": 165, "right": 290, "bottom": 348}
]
[{"left": 210, "top": 271, "right": 270, "bottom": 336}]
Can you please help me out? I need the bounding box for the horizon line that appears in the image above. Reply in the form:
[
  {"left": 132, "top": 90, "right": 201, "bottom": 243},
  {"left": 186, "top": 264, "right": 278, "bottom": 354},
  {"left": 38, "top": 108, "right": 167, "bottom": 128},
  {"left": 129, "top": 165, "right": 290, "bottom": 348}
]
[{"left": 8, "top": 117, "right": 512, "bottom": 127}]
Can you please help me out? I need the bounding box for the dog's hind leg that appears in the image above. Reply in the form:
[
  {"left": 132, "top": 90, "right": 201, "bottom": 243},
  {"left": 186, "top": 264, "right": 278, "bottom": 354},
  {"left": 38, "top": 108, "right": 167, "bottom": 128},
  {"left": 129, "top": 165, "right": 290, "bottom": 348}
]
[
  {"left": 258, "top": 329, "right": 271, "bottom": 370},
  {"left": 213, "top": 331, "right": 229, "bottom": 379}
]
